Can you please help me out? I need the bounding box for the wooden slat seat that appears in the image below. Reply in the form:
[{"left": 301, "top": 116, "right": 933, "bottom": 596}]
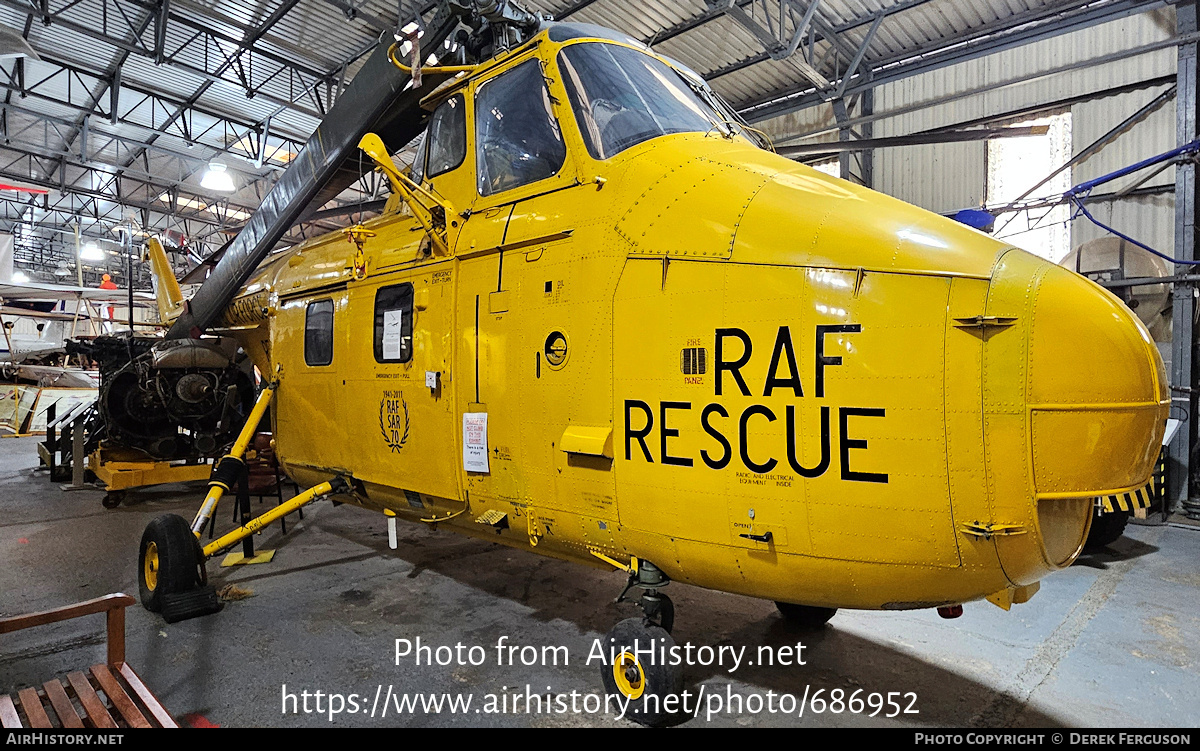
[{"left": 0, "top": 593, "right": 178, "bottom": 729}]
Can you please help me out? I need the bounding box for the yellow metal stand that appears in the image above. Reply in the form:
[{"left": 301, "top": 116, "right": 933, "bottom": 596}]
[
  {"left": 220, "top": 550, "right": 277, "bottom": 567},
  {"left": 90, "top": 447, "right": 212, "bottom": 492}
]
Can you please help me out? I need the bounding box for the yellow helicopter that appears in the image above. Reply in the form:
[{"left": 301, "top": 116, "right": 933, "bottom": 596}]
[{"left": 128, "top": 9, "right": 1167, "bottom": 726}]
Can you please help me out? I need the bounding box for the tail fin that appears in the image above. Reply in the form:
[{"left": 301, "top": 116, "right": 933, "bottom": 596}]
[{"left": 143, "top": 237, "right": 185, "bottom": 323}]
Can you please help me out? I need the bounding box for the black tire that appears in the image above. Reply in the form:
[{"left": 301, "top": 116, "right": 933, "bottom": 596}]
[
  {"left": 138, "top": 514, "right": 204, "bottom": 613},
  {"left": 101, "top": 491, "right": 125, "bottom": 509},
  {"left": 775, "top": 601, "right": 837, "bottom": 628},
  {"left": 1085, "top": 510, "right": 1130, "bottom": 551},
  {"left": 599, "top": 617, "right": 684, "bottom": 727}
]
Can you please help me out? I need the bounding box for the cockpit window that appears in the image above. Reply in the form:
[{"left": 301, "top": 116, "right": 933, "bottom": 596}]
[
  {"left": 558, "top": 43, "right": 725, "bottom": 160},
  {"left": 475, "top": 58, "right": 566, "bottom": 196},
  {"left": 426, "top": 94, "right": 466, "bottom": 178}
]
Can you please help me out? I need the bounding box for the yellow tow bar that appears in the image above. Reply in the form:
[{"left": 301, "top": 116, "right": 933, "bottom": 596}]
[
  {"left": 190, "top": 384, "right": 275, "bottom": 538},
  {"left": 201, "top": 480, "right": 336, "bottom": 559}
]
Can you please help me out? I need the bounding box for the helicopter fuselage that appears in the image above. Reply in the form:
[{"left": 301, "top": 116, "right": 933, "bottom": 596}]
[{"left": 222, "top": 28, "right": 1167, "bottom": 612}]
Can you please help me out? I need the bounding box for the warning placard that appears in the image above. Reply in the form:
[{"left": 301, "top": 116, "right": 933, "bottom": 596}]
[{"left": 462, "top": 412, "right": 489, "bottom": 473}]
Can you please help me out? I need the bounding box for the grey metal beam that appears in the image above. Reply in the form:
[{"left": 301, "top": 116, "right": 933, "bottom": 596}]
[
  {"left": 114, "top": 0, "right": 342, "bottom": 209},
  {"left": 774, "top": 37, "right": 1191, "bottom": 145},
  {"left": 5, "top": 45, "right": 311, "bottom": 151},
  {"left": 994, "top": 84, "right": 1176, "bottom": 224},
  {"left": 0, "top": 0, "right": 333, "bottom": 118},
  {"left": 834, "top": 12, "right": 882, "bottom": 98},
  {"left": 0, "top": 139, "right": 265, "bottom": 215},
  {"left": 554, "top": 0, "right": 601, "bottom": 19},
  {"left": 778, "top": 124, "right": 1052, "bottom": 157},
  {"left": 740, "top": 0, "right": 1166, "bottom": 122},
  {"left": 1173, "top": 0, "right": 1198, "bottom": 516},
  {"left": 0, "top": 98, "right": 287, "bottom": 182},
  {"left": 46, "top": 8, "right": 155, "bottom": 187},
  {"left": 722, "top": 0, "right": 830, "bottom": 88}
]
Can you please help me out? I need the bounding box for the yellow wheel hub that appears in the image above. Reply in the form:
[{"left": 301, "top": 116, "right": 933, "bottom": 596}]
[
  {"left": 144, "top": 541, "right": 159, "bottom": 591},
  {"left": 612, "top": 650, "right": 645, "bottom": 700}
]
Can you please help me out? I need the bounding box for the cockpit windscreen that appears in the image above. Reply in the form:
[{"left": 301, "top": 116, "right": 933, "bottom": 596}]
[{"left": 558, "top": 42, "right": 727, "bottom": 160}]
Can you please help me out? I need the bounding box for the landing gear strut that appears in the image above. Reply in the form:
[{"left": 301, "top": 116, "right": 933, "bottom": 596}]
[
  {"left": 602, "top": 559, "right": 683, "bottom": 727},
  {"left": 614, "top": 559, "right": 674, "bottom": 633}
]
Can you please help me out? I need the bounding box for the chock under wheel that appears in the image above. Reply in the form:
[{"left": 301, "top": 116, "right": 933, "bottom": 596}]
[{"left": 138, "top": 513, "right": 222, "bottom": 622}]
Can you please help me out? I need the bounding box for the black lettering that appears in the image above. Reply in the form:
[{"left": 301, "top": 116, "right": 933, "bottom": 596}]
[
  {"left": 715, "top": 328, "right": 752, "bottom": 396},
  {"left": 700, "top": 403, "right": 731, "bottom": 469},
  {"left": 815, "top": 324, "right": 861, "bottom": 398},
  {"left": 739, "top": 405, "right": 778, "bottom": 474},
  {"left": 786, "top": 405, "right": 830, "bottom": 478},
  {"left": 624, "top": 400, "right": 654, "bottom": 462},
  {"left": 660, "top": 401, "right": 693, "bottom": 467},
  {"left": 764, "top": 326, "right": 803, "bottom": 397},
  {"left": 839, "top": 407, "right": 888, "bottom": 483}
]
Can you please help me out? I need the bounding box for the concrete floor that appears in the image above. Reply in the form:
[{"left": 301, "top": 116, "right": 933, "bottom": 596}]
[{"left": 2, "top": 435, "right": 1199, "bottom": 728}]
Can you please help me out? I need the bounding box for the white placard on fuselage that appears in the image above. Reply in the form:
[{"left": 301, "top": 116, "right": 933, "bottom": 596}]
[
  {"left": 382, "top": 309, "right": 403, "bottom": 360},
  {"left": 462, "top": 412, "right": 489, "bottom": 473}
]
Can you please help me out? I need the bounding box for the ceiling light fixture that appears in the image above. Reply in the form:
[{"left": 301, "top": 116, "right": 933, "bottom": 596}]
[
  {"left": 200, "top": 161, "right": 235, "bottom": 192},
  {"left": 80, "top": 242, "right": 106, "bottom": 261}
]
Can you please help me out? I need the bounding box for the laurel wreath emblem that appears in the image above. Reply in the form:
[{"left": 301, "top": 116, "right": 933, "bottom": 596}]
[{"left": 379, "top": 393, "right": 410, "bottom": 453}]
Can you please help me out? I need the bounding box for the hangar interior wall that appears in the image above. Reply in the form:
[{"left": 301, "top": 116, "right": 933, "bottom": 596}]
[{"left": 758, "top": 7, "right": 1179, "bottom": 262}]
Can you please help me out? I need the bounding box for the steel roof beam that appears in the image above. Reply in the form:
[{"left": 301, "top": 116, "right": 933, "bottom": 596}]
[
  {"left": 2, "top": 50, "right": 309, "bottom": 154},
  {"left": 0, "top": 0, "right": 332, "bottom": 118},
  {"left": 0, "top": 95, "right": 290, "bottom": 182},
  {"left": 0, "top": 130, "right": 269, "bottom": 212},
  {"left": 740, "top": 0, "right": 1167, "bottom": 122},
  {"left": 0, "top": 145, "right": 260, "bottom": 226},
  {"left": 712, "top": 0, "right": 831, "bottom": 89}
]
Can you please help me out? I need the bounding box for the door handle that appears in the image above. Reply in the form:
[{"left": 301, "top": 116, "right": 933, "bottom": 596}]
[{"left": 738, "top": 531, "right": 773, "bottom": 543}]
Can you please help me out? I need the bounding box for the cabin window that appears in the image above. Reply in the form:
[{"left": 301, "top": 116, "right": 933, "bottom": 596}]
[
  {"left": 426, "top": 94, "right": 466, "bottom": 178},
  {"left": 558, "top": 42, "right": 722, "bottom": 160},
  {"left": 475, "top": 58, "right": 566, "bottom": 196},
  {"left": 304, "top": 299, "right": 334, "bottom": 367},
  {"left": 373, "top": 283, "right": 414, "bottom": 363}
]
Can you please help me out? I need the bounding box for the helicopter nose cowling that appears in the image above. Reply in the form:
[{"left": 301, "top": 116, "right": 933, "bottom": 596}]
[{"left": 981, "top": 249, "right": 1168, "bottom": 584}]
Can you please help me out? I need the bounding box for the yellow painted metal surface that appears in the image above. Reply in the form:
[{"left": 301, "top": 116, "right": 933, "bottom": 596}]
[
  {"left": 202, "top": 480, "right": 333, "bottom": 558},
  {"left": 143, "top": 238, "right": 184, "bottom": 323},
  {"left": 191, "top": 385, "right": 276, "bottom": 537},
  {"left": 89, "top": 449, "right": 211, "bottom": 491},
  {"left": 209, "top": 27, "right": 1168, "bottom": 612}
]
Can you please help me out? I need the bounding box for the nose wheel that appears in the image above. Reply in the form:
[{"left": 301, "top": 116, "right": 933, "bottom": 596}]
[
  {"left": 600, "top": 617, "right": 683, "bottom": 727},
  {"left": 601, "top": 559, "right": 683, "bottom": 726},
  {"left": 137, "top": 514, "right": 207, "bottom": 613}
]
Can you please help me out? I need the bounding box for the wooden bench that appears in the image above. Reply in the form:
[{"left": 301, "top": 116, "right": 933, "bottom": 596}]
[{"left": 0, "top": 593, "right": 178, "bottom": 729}]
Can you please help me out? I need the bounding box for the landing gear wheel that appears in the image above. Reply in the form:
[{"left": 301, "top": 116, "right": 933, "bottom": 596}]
[
  {"left": 102, "top": 491, "right": 125, "bottom": 509},
  {"left": 1085, "top": 510, "right": 1130, "bottom": 551},
  {"left": 600, "top": 617, "right": 683, "bottom": 727},
  {"left": 640, "top": 592, "right": 674, "bottom": 634},
  {"left": 138, "top": 514, "right": 204, "bottom": 613},
  {"left": 775, "top": 601, "right": 837, "bottom": 628}
]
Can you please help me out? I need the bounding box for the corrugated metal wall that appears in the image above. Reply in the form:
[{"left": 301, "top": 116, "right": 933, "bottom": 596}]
[{"left": 758, "top": 6, "right": 1179, "bottom": 257}]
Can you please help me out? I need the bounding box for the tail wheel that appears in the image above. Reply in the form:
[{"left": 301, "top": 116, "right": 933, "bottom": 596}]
[
  {"left": 775, "top": 601, "right": 838, "bottom": 628},
  {"left": 138, "top": 514, "right": 205, "bottom": 612},
  {"left": 600, "top": 617, "right": 683, "bottom": 727}
]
